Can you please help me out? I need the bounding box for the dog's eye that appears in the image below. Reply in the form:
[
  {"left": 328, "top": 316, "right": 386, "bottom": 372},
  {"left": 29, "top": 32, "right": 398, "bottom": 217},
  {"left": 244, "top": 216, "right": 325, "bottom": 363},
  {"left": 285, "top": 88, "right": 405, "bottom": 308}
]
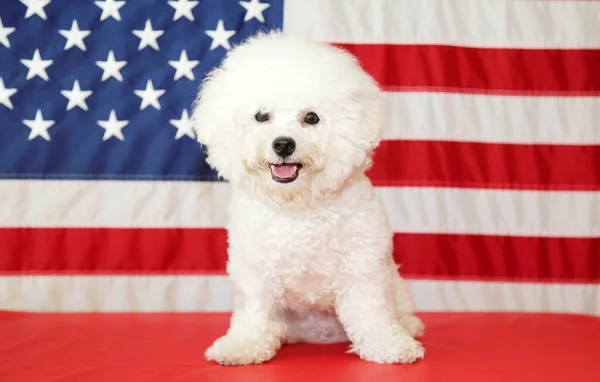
[
  {"left": 254, "top": 111, "right": 269, "bottom": 123},
  {"left": 304, "top": 112, "right": 319, "bottom": 125}
]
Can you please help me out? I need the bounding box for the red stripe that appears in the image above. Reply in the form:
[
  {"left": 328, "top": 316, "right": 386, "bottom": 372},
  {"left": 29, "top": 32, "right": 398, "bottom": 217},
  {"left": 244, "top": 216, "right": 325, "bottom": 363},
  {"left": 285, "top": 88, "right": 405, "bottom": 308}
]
[
  {"left": 394, "top": 233, "right": 599, "bottom": 283},
  {"left": 1, "top": 228, "right": 597, "bottom": 282},
  {"left": 367, "top": 140, "right": 600, "bottom": 190},
  {"left": 334, "top": 44, "right": 600, "bottom": 94},
  {"left": 0, "top": 228, "right": 229, "bottom": 274}
]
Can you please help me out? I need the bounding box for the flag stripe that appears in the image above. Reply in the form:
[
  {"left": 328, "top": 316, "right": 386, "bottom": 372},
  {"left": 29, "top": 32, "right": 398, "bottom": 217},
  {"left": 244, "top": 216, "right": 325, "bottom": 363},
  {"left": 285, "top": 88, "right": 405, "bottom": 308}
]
[
  {"left": 1, "top": 275, "right": 597, "bottom": 315},
  {"left": 0, "top": 180, "right": 230, "bottom": 228},
  {"left": 283, "top": 0, "right": 600, "bottom": 49},
  {"left": 394, "top": 233, "right": 599, "bottom": 282},
  {"left": 1, "top": 228, "right": 597, "bottom": 282},
  {"left": 335, "top": 43, "right": 600, "bottom": 94},
  {"left": 0, "top": 227, "right": 228, "bottom": 274},
  {"left": 381, "top": 92, "right": 600, "bottom": 144},
  {"left": 368, "top": 140, "right": 600, "bottom": 191},
  {"left": 2, "top": 180, "right": 598, "bottom": 237},
  {"left": 377, "top": 187, "right": 599, "bottom": 237}
]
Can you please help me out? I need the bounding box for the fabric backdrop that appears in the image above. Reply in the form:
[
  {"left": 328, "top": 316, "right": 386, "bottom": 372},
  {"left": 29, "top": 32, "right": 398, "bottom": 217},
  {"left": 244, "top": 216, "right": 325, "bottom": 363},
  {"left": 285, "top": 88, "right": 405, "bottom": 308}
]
[{"left": 0, "top": 0, "right": 598, "bottom": 315}]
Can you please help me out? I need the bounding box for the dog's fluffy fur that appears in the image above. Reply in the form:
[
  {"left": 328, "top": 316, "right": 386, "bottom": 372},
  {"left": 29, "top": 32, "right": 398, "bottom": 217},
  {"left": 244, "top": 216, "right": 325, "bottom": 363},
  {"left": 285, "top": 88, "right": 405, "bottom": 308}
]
[{"left": 191, "top": 31, "right": 425, "bottom": 365}]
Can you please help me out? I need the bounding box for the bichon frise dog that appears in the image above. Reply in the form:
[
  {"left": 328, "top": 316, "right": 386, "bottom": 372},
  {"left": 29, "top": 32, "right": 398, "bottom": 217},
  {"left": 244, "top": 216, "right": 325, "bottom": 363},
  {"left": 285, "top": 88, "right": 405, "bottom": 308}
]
[{"left": 191, "top": 31, "right": 425, "bottom": 365}]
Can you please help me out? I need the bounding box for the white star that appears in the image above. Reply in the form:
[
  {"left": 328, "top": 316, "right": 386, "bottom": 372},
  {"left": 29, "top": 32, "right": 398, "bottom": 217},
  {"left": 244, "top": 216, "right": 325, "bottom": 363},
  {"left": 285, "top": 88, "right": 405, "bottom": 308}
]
[
  {"left": 20, "top": 0, "right": 51, "bottom": 20},
  {"left": 170, "top": 109, "right": 196, "bottom": 140},
  {"left": 168, "top": 0, "right": 198, "bottom": 21},
  {"left": 97, "top": 110, "right": 128, "bottom": 141},
  {"left": 132, "top": 20, "right": 164, "bottom": 51},
  {"left": 0, "top": 78, "right": 17, "bottom": 110},
  {"left": 134, "top": 80, "right": 165, "bottom": 110},
  {"left": 60, "top": 80, "right": 93, "bottom": 111},
  {"left": 58, "top": 20, "right": 91, "bottom": 51},
  {"left": 205, "top": 20, "right": 236, "bottom": 51},
  {"left": 239, "top": 0, "right": 270, "bottom": 23},
  {"left": 95, "top": 0, "right": 126, "bottom": 22},
  {"left": 20, "top": 49, "right": 53, "bottom": 81},
  {"left": 0, "top": 18, "right": 16, "bottom": 48},
  {"left": 95, "top": 50, "right": 127, "bottom": 82},
  {"left": 168, "top": 50, "right": 199, "bottom": 81},
  {"left": 23, "top": 110, "right": 54, "bottom": 141}
]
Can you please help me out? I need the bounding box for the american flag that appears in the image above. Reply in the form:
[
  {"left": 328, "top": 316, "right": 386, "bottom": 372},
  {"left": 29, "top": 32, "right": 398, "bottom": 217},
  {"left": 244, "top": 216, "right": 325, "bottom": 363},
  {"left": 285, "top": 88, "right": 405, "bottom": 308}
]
[{"left": 0, "top": 0, "right": 598, "bottom": 314}]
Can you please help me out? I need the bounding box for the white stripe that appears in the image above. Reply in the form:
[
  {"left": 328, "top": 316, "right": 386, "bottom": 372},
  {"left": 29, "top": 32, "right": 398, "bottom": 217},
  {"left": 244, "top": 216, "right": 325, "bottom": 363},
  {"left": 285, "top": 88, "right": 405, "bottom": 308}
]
[
  {"left": 2, "top": 180, "right": 599, "bottom": 237},
  {"left": 0, "top": 179, "right": 231, "bottom": 228},
  {"left": 377, "top": 187, "right": 600, "bottom": 237},
  {"left": 0, "top": 275, "right": 597, "bottom": 315},
  {"left": 381, "top": 92, "right": 600, "bottom": 144},
  {"left": 409, "top": 279, "right": 599, "bottom": 316},
  {"left": 283, "top": 0, "right": 600, "bottom": 48}
]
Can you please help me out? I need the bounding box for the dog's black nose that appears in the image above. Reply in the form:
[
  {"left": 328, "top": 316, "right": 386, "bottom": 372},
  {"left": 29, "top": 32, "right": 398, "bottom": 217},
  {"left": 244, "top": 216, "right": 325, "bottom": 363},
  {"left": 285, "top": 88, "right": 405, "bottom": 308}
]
[{"left": 272, "top": 136, "right": 296, "bottom": 157}]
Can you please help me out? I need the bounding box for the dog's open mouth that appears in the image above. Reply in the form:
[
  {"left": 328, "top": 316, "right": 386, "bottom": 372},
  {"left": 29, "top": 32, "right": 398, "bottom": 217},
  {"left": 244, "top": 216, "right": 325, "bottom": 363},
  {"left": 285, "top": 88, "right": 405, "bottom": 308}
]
[{"left": 270, "top": 163, "right": 302, "bottom": 183}]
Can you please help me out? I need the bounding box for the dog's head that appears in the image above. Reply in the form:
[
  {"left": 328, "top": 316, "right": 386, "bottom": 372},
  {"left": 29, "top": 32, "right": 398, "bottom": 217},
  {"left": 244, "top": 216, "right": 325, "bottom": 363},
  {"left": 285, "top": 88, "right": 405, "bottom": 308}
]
[{"left": 191, "top": 31, "right": 382, "bottom": 208}]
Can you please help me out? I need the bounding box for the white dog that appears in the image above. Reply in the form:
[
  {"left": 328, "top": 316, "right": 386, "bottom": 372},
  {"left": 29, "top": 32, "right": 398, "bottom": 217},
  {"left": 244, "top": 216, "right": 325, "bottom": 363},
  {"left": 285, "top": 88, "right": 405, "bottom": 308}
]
[{"left": 191, "top": 31, "right": 425, "bottom": 365}]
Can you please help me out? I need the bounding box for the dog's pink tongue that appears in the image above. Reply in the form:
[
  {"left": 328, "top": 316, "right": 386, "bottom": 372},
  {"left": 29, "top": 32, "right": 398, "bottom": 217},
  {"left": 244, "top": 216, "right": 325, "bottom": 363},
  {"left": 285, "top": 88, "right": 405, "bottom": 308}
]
[{"left": 272, "top": 164, "right": 297, "bottom": 179}]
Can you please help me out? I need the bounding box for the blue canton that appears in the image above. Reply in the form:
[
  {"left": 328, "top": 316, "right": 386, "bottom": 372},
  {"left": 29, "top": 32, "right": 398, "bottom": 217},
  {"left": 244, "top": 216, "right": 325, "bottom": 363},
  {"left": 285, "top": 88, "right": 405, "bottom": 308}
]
[{"left": 0, "top": 0, "right": 283, "bottom": 181}]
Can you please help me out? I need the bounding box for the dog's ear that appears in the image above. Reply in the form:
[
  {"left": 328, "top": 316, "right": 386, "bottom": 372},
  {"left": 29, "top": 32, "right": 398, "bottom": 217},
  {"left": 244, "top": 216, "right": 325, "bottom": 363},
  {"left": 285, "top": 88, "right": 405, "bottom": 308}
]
[
  {"left": 357, "top": 85, "right": 384, "bottom": 154},
  {"left": 190, "top": 68, "right": 239, "bottom": 180},
  {"left": 332, "top": 46, "right": 384, "bottom": 159},
  {"left": 191, "top": 68, "right": 223, "bottom": 149},
  {"left": 342, "top": 77, "right": 384, "bottom": 171}
]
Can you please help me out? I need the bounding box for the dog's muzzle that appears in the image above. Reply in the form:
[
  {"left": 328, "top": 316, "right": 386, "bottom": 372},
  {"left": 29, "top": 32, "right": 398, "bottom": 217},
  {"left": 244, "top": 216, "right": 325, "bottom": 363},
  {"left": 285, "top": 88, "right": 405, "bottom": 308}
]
[{"left": 271, "top": 136, "right": 301, "bottom": 183}]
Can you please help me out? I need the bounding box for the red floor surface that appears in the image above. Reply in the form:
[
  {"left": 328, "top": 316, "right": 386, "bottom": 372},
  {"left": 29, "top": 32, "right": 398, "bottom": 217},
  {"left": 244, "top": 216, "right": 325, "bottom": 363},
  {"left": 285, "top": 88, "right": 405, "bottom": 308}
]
[{"left": 0, "top": 312, "right": 598, "bottom": 382}]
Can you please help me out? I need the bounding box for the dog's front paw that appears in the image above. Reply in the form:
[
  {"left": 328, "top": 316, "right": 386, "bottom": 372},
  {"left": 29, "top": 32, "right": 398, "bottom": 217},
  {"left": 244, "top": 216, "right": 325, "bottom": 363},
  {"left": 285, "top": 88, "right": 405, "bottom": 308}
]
[
  {"left": 398, "top": 314, "right": 425, "bottom": 338},
  {"left": 352, "top": 331, "right": 425, "bottom": 364},
  {"left": 205, "top": 333, "right": 281, "bottom": 366}
]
